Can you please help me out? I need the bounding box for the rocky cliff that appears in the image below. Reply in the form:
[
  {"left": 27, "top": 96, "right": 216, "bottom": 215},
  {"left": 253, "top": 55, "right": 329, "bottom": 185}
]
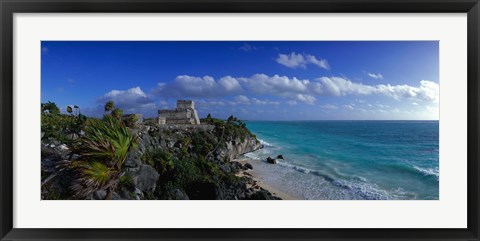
[{"left": 41, "top": 119, "right": 278, "bottom": 200}]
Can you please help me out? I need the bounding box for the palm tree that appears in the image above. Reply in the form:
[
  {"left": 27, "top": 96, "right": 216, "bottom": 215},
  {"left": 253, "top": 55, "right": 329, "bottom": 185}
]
[
  {"left": 104, "top": 101, "right": 114, "bottom": 113},
  {"left": 71, "top": 115, "right": 136, "bottom": 199}
]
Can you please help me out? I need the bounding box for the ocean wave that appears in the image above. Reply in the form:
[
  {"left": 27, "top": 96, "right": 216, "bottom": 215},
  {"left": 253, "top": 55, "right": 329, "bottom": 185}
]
[
  {"left": 331, "top": 179, "right": 414, "bottom": 200},
  {"left": 276, "top": 160, "right": 313, "bottom": 174},
  {"left": 244, "top": 147, "right": 420, "bottom": 200},
  {"left": 278, "top": 160, "right": 416, "bottom": 199},
  {"left": 413, "top": 165, "right": 439, "bottom": 180},
  {"left": 245, "top": 152, "right": 415, "bottom": 200},
  {"left": 384, "top": 163, "right": 439, "bottom": 182},
  {"left": 274, "top": 160, "right": 393, "bottom": 199},
  {"left": 258, "top": 139, "right": 274, "bottom": 147}
]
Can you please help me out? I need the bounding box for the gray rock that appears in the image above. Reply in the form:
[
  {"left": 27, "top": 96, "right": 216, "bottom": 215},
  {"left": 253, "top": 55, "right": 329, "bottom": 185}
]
[
  {"left": 133, "top": 164, "right": 160, "bottom": 192},
  {"left": 277, "top": 154, "right": 284, "bottom": 160},
  {"left": 160, "top": 139, "right": 167, "bottom": 148},
  {"left": 92, "top": 190, "right": 107, "bottom": 200},
  {"left": 124, "top": 152, "right": 142, "bottom": 168},
  {"left": 174, "top": 189, "right": 190, "bottom": 200},
  {"left": 266, "top": 157, "right": 277, "bottom": 164},
  {"left": 244, "top": 163, "right": 253, "bottom": 169},
  {"left": 135, "top": 188, "right": 144, "bottom": 200},
  {"left": 112, "top": 192, "right": 122, "bottom": 200},
  {"left": 219, "top": 163, "right": 231, "bottom": 173}
]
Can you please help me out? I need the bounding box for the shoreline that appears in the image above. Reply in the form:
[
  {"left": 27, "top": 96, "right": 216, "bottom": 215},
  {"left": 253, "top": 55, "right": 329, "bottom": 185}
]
[{"left": 234, "top": 158, "right": 303, "bottom": 200}]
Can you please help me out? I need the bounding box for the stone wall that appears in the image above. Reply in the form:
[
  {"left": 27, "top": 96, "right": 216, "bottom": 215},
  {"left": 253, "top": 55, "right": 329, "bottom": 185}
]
[
  {"left": 157, "top": 100, "right": 200, "bottom": 125},
  {"left": 156, "top": 124, "right": 215, "bottom": 132}
]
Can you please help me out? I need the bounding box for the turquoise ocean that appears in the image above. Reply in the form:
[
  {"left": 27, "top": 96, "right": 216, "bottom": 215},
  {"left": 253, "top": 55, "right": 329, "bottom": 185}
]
[{"left": 244, "top": 121, "right": 439, "bottom": 200}]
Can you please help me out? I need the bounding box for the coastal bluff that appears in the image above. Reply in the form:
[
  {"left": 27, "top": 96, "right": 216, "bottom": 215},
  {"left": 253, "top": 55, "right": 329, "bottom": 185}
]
[{"left": 41, "top": 109, "right": 276, "bottom": 200}]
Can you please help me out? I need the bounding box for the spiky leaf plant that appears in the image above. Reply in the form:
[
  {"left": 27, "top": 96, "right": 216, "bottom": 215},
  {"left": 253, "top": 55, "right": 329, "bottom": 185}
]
[{"left": 70, "top": 115, "right": 136, "bottom": 199}]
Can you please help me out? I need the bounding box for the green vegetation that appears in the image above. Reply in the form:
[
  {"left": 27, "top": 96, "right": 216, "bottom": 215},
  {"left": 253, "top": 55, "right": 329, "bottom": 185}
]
[
  {"left": 41, "top": 101, "right": 87, "bottom": 145},
  {"left": 123, "top": 114, "right": 139, "bottom": 128},
  {"left": 42, "top": 100, "right": 137, "bottom": 199},
  {"left": 70, "top": 112, "right": 136, "bottom": 199},
  {"left": 104, "top": 100, "right": 114, "bottom": 113},
  {"left": 42, "top": 102, "right": 264, "bottom": 200},
  {"left": 202, "top": 115, "right": 257, "bottom": 144},
  {"left": 111, "top": 108, "right": 123, "bottom": 119},
  {"left": 141, "top": 148, "right": 175, "bottom": 176}
]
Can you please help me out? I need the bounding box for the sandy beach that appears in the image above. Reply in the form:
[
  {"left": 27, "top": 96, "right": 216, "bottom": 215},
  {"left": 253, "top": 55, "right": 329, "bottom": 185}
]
[{"left": 234, "top": 158, "right": 302, "bottom": 200}]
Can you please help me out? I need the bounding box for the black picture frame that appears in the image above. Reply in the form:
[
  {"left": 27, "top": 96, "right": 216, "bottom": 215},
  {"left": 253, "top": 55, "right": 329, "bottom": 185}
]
[{"left": 1, "top": 0, "right": 479, "bottom": 240}]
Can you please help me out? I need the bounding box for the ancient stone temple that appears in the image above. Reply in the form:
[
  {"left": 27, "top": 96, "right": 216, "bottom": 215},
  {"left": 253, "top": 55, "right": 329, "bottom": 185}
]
[{"left": 157, "top": 100, "right": 201, "bottom": 125}]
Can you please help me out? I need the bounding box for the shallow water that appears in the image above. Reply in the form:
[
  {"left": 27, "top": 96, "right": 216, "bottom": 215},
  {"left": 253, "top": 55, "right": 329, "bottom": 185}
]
[{"left": 245, "top": 120, "right": 439, "bottom": 200}]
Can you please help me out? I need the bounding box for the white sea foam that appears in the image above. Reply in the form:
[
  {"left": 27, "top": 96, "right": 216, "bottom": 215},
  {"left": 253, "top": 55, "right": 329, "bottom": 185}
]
[
  {"left": 258, "top": 139, "right": 274, "bottom": 147},
  {"left": 276, "top": 160, "right": 313, "bottom": 174},
  {"left": 244, "top": 137, "right": 423, "bottom": 200},
  {"left": 413, "top": 165, "right": 439, "bottom": 180},
  {"left": 244, "top": 152, "right": 417, "bottom": 200},
  {"left": 331, "top": 179, "right": 414, "bottom": 200}
]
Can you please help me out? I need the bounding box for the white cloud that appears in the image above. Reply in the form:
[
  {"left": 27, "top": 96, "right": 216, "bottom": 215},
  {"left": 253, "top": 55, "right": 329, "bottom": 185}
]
[
  {"left": 276, "top": 52, "right": 306, "bottom": 68},
  {"left": 295, "top": 94, "right": 316, "bottom": 104},
  {"left": 239, "top": 74, "right": 310, "bottom": 96},
  {"left": 376, "top": 104, "right": 389, "bottom": 109},
  {"left": 218, "top": 76, "right": 242, "bottom": 93},
  {"left": 239, "top": 43, "right": 257, "bottom": 52},
  {"left": 320, "top": 104, "right": 338, "bottom": 110},
  {"left": 232, "top": 95, "right": 280, "bottom": 106},
  {"left": 251, "top": 98, "right": 280, "bottom": 105},
  {"left": 234, "top": 95, "right": 250, "bottom": 104},
  {"left": 276, "top": 52, "right": 330, "bottom": 70},
  {"left": 368, "top": 72, "right": 384, "bottom": 79},
  {"left": 153, "top": 75, "right": 240, "bottom": 98},
  {"left": 316, "top": 77, "right": 376, "bottom": 96},
  {"left": 173, "top": 75, "right": 216, "bottom": 96},
  {"left": 343, "top": 104, "right": 355, "bottom": 110},
  {"left": 153, "top": 74, "right": 439, "bottom": 105},
  {"left": 306, "top": 55, "right": 330, "bottom": 69},
  {"left": 376, "top": 80, "right": 439, "bottom": 102},
  {"left": 316, "top": 77, "right": 439, "bottom": 102},
  {"left": 100, "top": 86, "right": 156, "bottom": 114}
]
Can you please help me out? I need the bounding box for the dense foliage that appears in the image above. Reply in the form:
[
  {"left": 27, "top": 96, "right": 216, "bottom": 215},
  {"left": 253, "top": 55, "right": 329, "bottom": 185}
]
[
  {"left": 41, "top": 102, "right": 270, "bottom": 200},
  {"left": 41, "top": 101, "right": 87, "bottom": 146}
]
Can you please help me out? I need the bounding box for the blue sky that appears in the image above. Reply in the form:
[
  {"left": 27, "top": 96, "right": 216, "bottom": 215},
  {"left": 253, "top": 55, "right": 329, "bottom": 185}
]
[{"left": 41, "top": 41, "right": 439, "bottom": 120}]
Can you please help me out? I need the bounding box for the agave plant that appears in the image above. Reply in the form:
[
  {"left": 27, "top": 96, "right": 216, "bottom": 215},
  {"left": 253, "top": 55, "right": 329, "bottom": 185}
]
[{"left": 71, "top": 115, "right": 136, "bottom": 199}]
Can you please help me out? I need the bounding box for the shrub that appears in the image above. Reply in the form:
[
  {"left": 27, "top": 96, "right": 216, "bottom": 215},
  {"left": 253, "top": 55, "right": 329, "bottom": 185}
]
[
  {"left": 123, "top": 114, "right": 139, "bottom": 128},
  {"left": 41, "top": 101, "right": 87, "bottom": 145},
  {"left": 69, "top": 115, "right": 137, "bottom": 199},
  {"left": 141, "top": 148, "right": 175, "bottom": 175}
]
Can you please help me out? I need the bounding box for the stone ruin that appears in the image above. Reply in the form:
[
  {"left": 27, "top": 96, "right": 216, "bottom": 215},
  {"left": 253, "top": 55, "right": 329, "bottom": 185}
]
[{"left": 157, "top": 100, "right": 201, "bottom": 125}]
